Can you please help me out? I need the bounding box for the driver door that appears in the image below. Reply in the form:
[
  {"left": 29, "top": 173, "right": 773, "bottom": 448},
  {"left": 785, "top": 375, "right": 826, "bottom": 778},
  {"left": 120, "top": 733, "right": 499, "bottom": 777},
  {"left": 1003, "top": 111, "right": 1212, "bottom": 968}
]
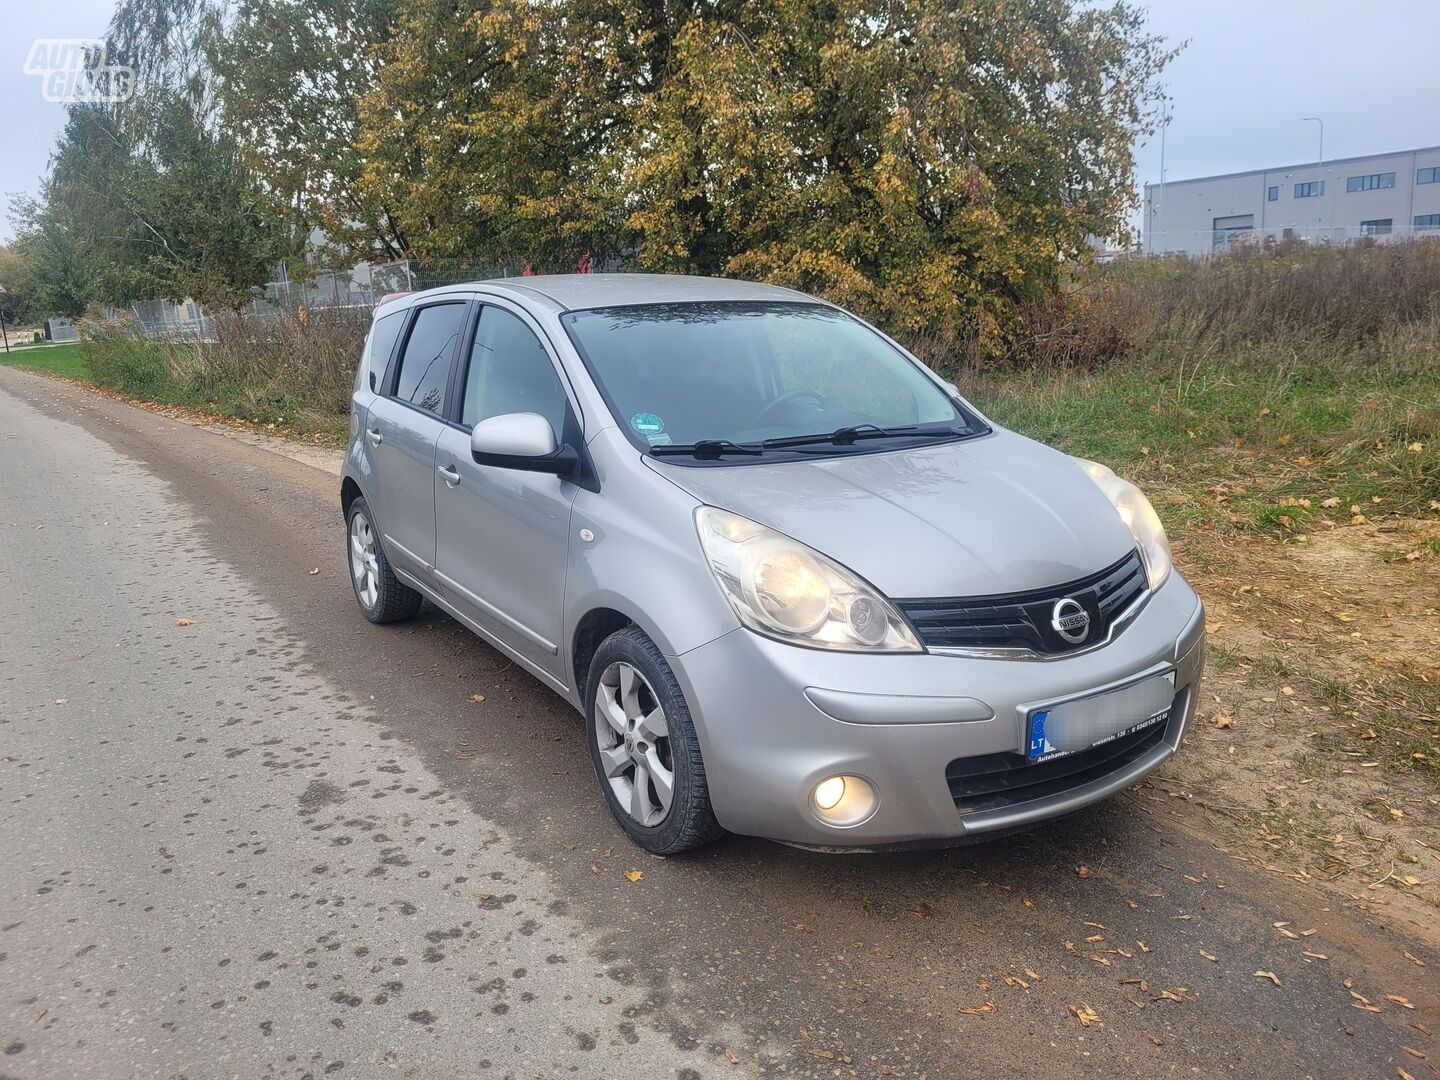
[{"left": 433, "top": 302, "right": 580, "bottom": 680}]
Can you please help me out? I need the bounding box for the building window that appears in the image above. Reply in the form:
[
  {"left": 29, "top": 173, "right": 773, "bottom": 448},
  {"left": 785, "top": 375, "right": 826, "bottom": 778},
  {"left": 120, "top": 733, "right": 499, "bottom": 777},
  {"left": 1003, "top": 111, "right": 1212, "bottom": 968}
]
[
  {"left": 1294, "top": 181, "right": 1324, "bottom": 198},
  {"left": 1346, "top": 172, "right": 1395, "bottom": 193},
  {"left": 1267, "top": 186, "right": 1279, "bottom": 201},
  {"left": 1416, "top": 214, "right": 1440, "bottom": 230},
  {"left": 1419, "top": 167, "right": 1439, "bottom": 185},
  {"left": 1360, "top": 219, "right": 1392, "bottom": 236}
]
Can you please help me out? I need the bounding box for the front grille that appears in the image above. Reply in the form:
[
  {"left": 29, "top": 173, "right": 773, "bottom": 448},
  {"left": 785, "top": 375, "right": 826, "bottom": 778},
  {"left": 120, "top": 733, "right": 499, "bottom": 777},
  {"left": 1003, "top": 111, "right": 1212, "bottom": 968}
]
[
  {"left": 896, "top": 549, "right": 1147, "bottom": 654},
  {"left": 945, "top": 695, "right": 1182, "bottom": 814}
]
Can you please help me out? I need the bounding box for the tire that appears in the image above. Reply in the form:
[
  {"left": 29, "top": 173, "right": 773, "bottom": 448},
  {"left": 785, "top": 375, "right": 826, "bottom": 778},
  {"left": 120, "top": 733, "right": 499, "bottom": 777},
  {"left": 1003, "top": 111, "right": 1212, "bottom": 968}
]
[
  {"left": 346, "top": 496, "right": 423, "bottom": 624},
  {"left": 585, "top": 626, "right": 725, "bottom": 854}
]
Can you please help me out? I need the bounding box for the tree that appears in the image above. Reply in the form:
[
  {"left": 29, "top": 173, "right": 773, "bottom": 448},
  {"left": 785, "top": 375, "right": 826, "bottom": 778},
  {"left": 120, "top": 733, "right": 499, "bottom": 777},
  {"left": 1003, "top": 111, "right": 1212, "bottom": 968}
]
[
  {"left": 213, "top": 0, "right": 410, "bottom": 264},
  {"left": 17, "top": 0, "right": 282, "bottom": 311},
  {"left": 356, "top": 0, "right": 1174, "bottom": 348}
]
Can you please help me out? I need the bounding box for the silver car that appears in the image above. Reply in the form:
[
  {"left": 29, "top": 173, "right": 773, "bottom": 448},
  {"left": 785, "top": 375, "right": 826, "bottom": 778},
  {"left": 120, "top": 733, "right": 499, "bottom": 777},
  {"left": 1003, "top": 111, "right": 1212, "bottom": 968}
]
[{"left": 342, "top": 275, "right": 1204, "bottom": 853}]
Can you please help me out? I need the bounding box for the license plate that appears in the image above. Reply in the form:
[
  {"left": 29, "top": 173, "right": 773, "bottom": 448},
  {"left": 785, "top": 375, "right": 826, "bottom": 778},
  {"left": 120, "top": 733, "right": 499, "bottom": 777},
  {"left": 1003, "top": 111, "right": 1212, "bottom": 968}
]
[{"left": 1026, "top": 672, "right": 1176, "bottom": 763}]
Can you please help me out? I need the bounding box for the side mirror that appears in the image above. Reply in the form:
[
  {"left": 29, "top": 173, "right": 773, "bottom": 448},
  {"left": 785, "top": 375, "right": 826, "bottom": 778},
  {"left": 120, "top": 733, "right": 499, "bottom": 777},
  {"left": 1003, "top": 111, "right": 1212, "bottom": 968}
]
[{"left": 471, "top": 412, "right": 579, "bottom": 476}]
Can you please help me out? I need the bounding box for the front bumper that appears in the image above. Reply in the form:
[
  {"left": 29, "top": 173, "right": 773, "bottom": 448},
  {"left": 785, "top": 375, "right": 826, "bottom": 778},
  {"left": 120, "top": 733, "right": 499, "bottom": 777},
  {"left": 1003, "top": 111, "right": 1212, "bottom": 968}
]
[{"left": 670, "top": 573, "right": 1205, "bottom": 847}]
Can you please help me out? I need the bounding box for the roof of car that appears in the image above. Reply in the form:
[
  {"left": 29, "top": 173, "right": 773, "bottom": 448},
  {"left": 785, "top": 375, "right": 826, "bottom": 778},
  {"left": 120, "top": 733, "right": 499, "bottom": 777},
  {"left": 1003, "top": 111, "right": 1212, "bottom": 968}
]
[{"left": 398, "top": 273, "right": 820, "bottom": 314}]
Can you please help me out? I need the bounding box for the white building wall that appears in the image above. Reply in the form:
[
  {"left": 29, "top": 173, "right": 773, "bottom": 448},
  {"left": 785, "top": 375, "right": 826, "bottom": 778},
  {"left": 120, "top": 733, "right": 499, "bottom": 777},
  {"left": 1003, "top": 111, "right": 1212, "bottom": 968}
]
[{"left": 1144, "top": 146, "right": 1440, "bottom": 255}]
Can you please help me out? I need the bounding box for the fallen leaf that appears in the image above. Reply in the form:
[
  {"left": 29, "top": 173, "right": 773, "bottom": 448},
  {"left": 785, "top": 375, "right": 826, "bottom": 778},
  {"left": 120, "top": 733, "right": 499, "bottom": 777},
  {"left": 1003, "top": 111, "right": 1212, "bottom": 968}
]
[
  {"left": 469, "top": 694, "right": 486, "bottom": 703},
  {"left": 724, "top": 1048, "right": 739, "bottom": 1065},
  {"left": 1067, "top": 1003, "right": 1103, "bottom": 1027},
  {"left": 1398, "top": 1069, "right": 1416, "bottom": 1080},
  {"left": 804, "top": 1048, "right": 835, "bottom": 1060},
  {"left": 959, "top": 1002, "right": 996, "bottom": 1016},
  {"left": 1401, "top": 1045, "right": 1425, "bottom": 1059},
  {"left": 1254, "top": 970, "right": 1281, "bottom": 987},
  {"left": 1199, "top": 950, "right": 1218, "bottom": 962},
  {"left": 54, "top": 698, "right": 68, "bottom": 705},
  {"left": 1213, "top": 713, "right": 1236, "bottom": 730},
  {"left": 622, "top": 869, "right": 643, "bottom": 883},
  {"left": 175, "top": 618, "right": 195, "bottom": 626},
  {"left": 1076, "top": 865, "right": 1093, "bottom": 878},
  {"left": 1403, "top": 951, "right": 1424, "bottom": 967},
  {"left": 308, "top": 567, "right": 320, "bottom": 575},
  {"left": 1384, "top": 995, "right": 1415, "bottom": 1010}
]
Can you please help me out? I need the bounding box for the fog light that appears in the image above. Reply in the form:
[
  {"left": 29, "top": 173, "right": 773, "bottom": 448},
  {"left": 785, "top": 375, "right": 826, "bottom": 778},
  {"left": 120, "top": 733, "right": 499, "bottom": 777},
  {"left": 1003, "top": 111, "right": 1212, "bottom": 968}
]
[
  {"left": 809, "top": 774, "right": 878, "bottom": 828},
  {"left": 813, "top": 775, "right": 846, "bottom": 810}
]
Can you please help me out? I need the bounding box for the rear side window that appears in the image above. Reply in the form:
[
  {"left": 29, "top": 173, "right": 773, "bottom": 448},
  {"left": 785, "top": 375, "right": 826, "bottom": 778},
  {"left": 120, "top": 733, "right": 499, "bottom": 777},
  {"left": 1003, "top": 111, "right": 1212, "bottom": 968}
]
[
  {"left": 393, "top": 303, "right": 467, "bottom": 415},
  {"left": 361, "top": 310, "right": 405, "bottom": 393}
]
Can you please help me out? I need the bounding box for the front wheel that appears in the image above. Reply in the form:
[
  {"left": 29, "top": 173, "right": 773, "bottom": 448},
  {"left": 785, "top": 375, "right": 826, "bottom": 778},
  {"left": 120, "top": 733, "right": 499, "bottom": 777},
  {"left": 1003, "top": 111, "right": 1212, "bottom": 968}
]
[
  {"left": 585, "top": 627, "right": 724, "bottom": 854},
  {"left": 346, "top": 496, "right": 423, "bottom": 624}
]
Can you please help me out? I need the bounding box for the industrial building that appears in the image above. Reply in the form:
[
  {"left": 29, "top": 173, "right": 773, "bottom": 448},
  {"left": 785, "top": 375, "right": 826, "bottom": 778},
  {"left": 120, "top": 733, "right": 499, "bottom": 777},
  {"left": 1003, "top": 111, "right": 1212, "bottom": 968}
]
[{"left": 1142, "top": 145, "right": 1440, "bottom": 255}]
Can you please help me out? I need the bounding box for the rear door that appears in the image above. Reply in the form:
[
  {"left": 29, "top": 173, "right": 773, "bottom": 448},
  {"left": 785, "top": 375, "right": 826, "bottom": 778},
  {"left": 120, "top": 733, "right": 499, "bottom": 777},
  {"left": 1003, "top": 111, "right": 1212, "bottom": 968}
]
[
  {"left": 365, "top": 299, "right": 470, "bottom": 584},
  {"left": 433, "top": 301, "right": 580, "bottom": 679}
]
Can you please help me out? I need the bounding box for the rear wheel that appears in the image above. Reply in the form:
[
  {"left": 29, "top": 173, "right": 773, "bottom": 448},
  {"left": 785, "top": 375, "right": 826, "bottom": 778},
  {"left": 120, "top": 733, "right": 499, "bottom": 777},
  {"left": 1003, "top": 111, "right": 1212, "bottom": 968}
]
[
  {"left": 585, "top": 627, "right": 724, "bottom": 854},
  {"left": 346, "top": 496, "right": 423, "bottom": 624}
]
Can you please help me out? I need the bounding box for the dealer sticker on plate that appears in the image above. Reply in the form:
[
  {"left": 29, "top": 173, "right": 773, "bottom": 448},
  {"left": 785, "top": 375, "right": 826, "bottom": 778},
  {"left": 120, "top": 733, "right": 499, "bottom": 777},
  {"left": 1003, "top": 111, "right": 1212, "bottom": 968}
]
[{"left": 1027, "top": 671, "right": 1176, "bottom": 763}]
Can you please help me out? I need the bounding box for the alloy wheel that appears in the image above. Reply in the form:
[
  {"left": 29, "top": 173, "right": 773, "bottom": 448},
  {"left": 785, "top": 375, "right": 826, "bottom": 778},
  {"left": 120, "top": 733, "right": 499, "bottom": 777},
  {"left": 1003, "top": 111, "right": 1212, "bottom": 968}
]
[
  {"left": 594, "top": 661, "right": 675, "bottom": 827},
  {"left": 348, "top": 510, "right": 380, "bottom": 610}
]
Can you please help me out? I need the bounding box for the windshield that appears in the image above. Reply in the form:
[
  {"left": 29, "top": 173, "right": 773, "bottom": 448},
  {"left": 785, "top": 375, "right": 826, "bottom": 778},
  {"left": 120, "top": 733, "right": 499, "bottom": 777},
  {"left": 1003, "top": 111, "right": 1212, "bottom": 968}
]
[{"left": 562, "top": 301, "right": 976, "bottom": 456}]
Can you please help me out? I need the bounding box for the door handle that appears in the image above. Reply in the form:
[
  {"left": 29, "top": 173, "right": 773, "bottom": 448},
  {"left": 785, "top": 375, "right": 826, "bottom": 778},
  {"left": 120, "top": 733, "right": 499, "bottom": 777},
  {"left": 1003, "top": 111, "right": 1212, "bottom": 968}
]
[
  {"left": 437, "top": 464, "right": 461, "bottom": 487},
  {"left": 366, "top": 428, "right": 383, "bottom": 447}
]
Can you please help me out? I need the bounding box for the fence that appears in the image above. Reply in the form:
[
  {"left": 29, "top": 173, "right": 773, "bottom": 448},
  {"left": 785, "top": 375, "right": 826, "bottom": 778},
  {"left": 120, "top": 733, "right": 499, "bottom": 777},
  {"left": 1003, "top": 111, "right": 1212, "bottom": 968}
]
[
  {"left": 1143, "top": 222, "right": 1440, "bottom": 257},
  {"left": 116, "top": 256, "right": 622, "bottom": 343}
]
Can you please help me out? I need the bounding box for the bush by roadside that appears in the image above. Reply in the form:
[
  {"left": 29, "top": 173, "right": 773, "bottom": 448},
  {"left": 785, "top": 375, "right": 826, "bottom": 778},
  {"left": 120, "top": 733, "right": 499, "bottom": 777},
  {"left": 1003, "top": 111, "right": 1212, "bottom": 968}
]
[{"left": 79, "top": 303, "right": 367, "bottom": 440}]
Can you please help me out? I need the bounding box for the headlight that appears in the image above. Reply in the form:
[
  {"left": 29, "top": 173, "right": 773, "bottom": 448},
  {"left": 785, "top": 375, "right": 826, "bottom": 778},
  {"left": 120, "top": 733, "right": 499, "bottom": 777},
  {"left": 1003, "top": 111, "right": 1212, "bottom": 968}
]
[
  {"left": 694, "top": 507, "right": 922, "bottom": 652},
  {"left": 1075, "top": 459, "right": 1172, "bottom": 590}
]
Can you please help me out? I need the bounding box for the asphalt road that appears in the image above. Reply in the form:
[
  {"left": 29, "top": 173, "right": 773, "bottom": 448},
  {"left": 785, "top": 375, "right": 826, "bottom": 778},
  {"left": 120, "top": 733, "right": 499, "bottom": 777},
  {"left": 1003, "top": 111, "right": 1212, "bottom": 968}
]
[{"left": 0, "top": 366, "right": 1434, "bottom": 1080}]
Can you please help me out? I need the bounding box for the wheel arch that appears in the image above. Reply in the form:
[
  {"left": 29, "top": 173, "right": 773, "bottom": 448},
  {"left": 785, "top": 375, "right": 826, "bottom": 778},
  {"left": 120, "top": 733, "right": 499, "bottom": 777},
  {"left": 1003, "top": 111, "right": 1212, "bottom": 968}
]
[
  {"left": 571, "top": 606, "right": 634, "bottom": 702},
  {"left": 340, "top": 476, "right": 364, "bottom": 519}
]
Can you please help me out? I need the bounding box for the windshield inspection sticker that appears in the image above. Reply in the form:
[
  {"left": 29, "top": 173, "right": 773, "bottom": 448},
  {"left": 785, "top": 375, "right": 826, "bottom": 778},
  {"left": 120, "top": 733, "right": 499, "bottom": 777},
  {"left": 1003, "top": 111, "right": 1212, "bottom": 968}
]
[{"left": 630, "top": 412, "right": 665, "bottom": 436}]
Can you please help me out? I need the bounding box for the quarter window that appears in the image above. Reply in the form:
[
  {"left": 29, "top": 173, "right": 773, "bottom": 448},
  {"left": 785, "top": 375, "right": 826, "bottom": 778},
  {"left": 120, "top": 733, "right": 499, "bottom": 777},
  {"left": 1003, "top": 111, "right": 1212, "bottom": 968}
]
[
  {"left": 393, "top": 303, "right": 467, "bottom": 415},
  {"left": 1294, "top": 181, "right": 1324, "bottom": 198},
  {"left": 1360, "top": 219, "right": 1393, "bottom": 236},
  {"left": 461, "top": 306, "right": 570, "bottom": 439},
  {"left": 1417, "top": 214, "right": 1440, "bottom": 230},
  {"left": 1419, "top": 167, "right": 1439, "bottom": 185},
  {"left": 1346, "top": 172, "right": 1395, "bottom": 193},
  {"left": 1267, "top": 185, "right": 1279, "bottom": 202},
  {"left": 361, "top": 310, "right": 405, "bottom": 393}
]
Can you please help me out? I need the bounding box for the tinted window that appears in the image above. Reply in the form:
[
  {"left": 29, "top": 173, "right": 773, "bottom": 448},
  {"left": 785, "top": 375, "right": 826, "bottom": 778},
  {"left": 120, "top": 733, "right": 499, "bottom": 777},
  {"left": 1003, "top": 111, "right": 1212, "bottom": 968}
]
[
  {"left": 461, "top": 306, "right": 569, "bottom": 438},
  {"left": 361, "top": 310, "right": 405, "bottom": 393},
  {"left": 394, "top": 303, "right": 466, "bottom": 415}
]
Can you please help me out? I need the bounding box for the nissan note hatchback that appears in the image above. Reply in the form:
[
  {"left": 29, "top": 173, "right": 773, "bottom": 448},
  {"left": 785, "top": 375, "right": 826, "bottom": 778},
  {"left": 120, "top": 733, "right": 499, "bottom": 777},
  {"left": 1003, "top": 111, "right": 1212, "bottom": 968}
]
[{"left": 342, "top": 274, "right": 1204, "bottom": 853}]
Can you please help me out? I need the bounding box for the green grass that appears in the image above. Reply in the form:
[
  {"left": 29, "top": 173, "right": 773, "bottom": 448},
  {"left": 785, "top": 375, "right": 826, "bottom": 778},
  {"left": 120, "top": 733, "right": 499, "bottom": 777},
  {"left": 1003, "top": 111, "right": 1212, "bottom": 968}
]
[
  {"left": 0, "top": 342, "right": 92, "bottom": 380},
  {"left": 968, "top": 353, "right": 1440, "bottom": 539}
]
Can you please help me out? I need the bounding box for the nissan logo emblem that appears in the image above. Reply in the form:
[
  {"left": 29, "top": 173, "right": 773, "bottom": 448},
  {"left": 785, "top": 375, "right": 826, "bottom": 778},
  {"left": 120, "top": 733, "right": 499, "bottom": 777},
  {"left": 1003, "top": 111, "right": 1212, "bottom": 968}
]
[{"left": 1050, "top": 597, "right": 1091, "bottom": 644}]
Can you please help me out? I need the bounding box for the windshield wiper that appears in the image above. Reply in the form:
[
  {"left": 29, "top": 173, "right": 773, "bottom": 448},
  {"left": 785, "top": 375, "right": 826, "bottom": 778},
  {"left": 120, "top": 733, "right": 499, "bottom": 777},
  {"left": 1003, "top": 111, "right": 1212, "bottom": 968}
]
[
  {"left": 649, "top": 439, "right": 766, "bottom": 460},
  {"left": 761, "top": 424, "right": 962, "bottom": 450}
]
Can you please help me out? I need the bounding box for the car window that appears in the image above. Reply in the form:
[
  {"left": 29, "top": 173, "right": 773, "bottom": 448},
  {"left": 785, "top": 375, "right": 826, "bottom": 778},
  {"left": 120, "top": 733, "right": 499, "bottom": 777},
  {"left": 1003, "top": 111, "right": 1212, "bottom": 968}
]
[
  {"left": 563, "top": 302, "right": 959, "bottom": 448},
  {"left": 393, "top": 303, "right": 466, "bottom": 415},
  {"left": 360, "top": 309, "right": 406, "bottom": 393},
  {"left": 461, "top": 305, "right": 570, "bottom": 438}
]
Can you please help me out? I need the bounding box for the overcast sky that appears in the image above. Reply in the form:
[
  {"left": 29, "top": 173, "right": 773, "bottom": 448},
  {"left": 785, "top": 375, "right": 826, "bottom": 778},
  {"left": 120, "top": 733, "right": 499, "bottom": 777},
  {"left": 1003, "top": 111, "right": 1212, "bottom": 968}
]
[{"left": 3, "top": 0, "right": 1439, "bottom": 243}]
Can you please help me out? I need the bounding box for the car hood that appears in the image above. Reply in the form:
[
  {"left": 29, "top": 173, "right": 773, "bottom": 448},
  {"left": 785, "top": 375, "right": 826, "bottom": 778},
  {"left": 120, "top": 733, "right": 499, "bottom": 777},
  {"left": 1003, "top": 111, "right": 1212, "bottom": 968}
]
[{"left": 645, "top": 429, "right": 1138, "bottom": 598}]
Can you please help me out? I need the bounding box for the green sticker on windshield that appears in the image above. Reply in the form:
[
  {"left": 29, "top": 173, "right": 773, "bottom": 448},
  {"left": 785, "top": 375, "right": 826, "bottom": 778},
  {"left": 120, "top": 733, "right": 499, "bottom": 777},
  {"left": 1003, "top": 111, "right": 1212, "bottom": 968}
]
[{"left": 630, "top": 412, "right": 665, "bottom": 436}]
